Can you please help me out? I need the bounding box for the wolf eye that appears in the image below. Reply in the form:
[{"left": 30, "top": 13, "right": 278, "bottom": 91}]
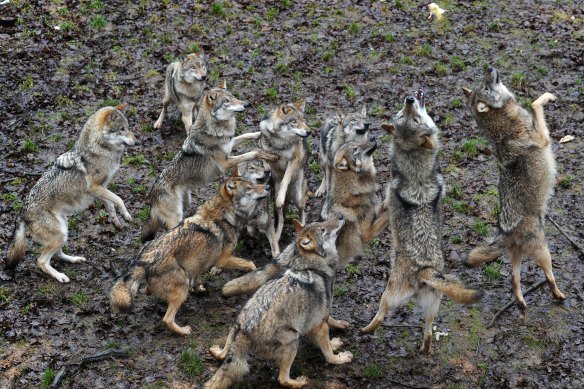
[
  {"left": 414, "top": 118, "right": 420, "bottom": 124},
  {"left": 223, "top": 100, "right": 229, "bottom": 106},
  {"left": 290, "top": 119, "right": 297, "bottom": 124}
]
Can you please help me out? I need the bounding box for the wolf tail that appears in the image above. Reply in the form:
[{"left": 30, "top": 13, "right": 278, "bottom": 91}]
[
  {"left": 6, "top": 221, "right": 27, "bottom": 270},
  {"left": 418, "top": 267, "right": 483, "bottom": 305},
  {"left": 110, "top": 262, "right": 147, "bottom": 312},
  {"left": 222, "top": 263, "right": 281, "bottom": 297},
  {"left": 204, "top": 333, "right": 251, "bottom": 389},
  {"left": 141, "top": 214, "right": 162, "bottom": 243},
  {"left": 466, "top": 233, "right": 504, "bottom": 268}
]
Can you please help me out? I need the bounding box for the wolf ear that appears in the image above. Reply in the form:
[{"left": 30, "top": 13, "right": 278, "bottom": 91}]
[
  {"left": 361, "top": 104, "right": 367, "bottom": 117},
  {"left": 217, "top": 79, "right": 227, "bottom": 89},
  {"left": 207, "top": 92, "right": 216, "bottom": 102},
  {"left": 280, "top": 103, "right": 290, "bottom": 115},
  {"left": 335, "top": 157, "right": 349, "bottom": 170},
  {"left": 381, "top": 123, "right": 396, "bottom": 134},
  {"left": 293, "top": 98, "right": 306, "bottom": 112},
  {"left": 116, "top": 103, "right": 128, "bottom": 112},
  {"left": 476, "top": 102, "right": 490, "bottom": 112},
  {"left": 292, "top": 219, "right": 304, "bottom": 233},
  {"left": 420, "top": 134, "right": 434, "bottom": 150},
  {"left": 461, "top": 87, "right": 473, "bottom": 99},
  {"left": 225, "top": 179, "right": 238, "bottom": 195},
  {"left": 232, "top": 164, "right": 241, "bottom": 177}
]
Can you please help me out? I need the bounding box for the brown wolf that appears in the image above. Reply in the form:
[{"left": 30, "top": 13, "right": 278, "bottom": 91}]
[
  {"left": 110, "top": 175, "right": 270, "bottom": 335},
  {"left": 205, "top": 216, "right": 352, "bottom": 389},
  {"left": 142, "top": 80, "right": 278, "bottom": 242},
  {"left": 361, "top": 91, "right": 482, "bottom": 354},
  {"left": 5, "top": 104, "right": 137, "bottom": 283},
  {"left": 462, "top": 66, "right": 565, "bottom": 316},
  {"left": 153, "top": 51, "right": 207, "bottom": 132}
]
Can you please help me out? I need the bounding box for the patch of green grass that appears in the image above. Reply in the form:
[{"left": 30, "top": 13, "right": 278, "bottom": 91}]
[
  {"left": 472, "top": 221, "right": 490, "bottom": 237},
  {"left": 265, "top": 6, "right": 278, "bottom": 22},
  {"left": 450, "top": 56, "right": 466, "bottom": 71},
  {"left": 451, "top": 235, "right": 464, "bottom": 244},
  {"left": 334, "top": 285, "right": 348, "bottom": 297},
  {"left": 8, "top": 177, "right": 26, "bottom": 186},
  {"left": 443, "top": 112, "right": 455, "bottom": 127},
  {"left": 36, "top": 283, "right": 58, "bottom": 298},
  {"left": 461, "top": 137, "right": 487, "bottom": 158},
  {"left": 453, "top": 201, "right": 470, "bottom": 214},
  {"left": 266, "top": 87, "right": 278, "bottom": 102},
  {"left": 477, "top": 362, "right": 488, "bottom": 371},
  {"left": 415, "top": 43, "right": 432, "bottom": 57},
  {"left": 344, "top": 85, "right": 357, "bottom": 99},
  {"left": 59, "top": 20, "right": 75, "bottom": 32},
  {"left": 22, "top": 138, "right": 39, "bottom": 153},
  {"left": 348, "top": 21, "right": 363, "bottom": 34},
  {"left": 21, "top": 303, "right": 31, "bottom": 314},
  {"left": 188, "top": 42, "right": 201, "bottom": 54},
  {"left": 308, "top": 160, "right": 320, "bottom": 175},
  {"left": 2, "top": 192, "right": 24, "bottom": 211},
  {"left": 141, "top": 123, "right": 154, "bottom": 133},
  {"left": 20, "top": 76, "right": 34, "bottom": 90},
  {"left": 98, "top": 98, "right": 120, "bottom": 108},
  {"left": 468, "top": 308, "right": 482, "bottom": 348},
  {"left": 491, "top": 202, "right": 501, "bottom": 216},
  {"left": 90, "top": 14, "right": 107, "bottom": 30},
  {"left": 558, "top": 174, "right": 575, "bottom": 189},
  {"left": 400, "top": 55, "right": 414, "bottom": 65},
  {"left": 69, "top": 292, "right": 89, "bottom": 307},
  {"left": 405, "top": 301, "right": 415, "bottom": 311},
  {"left": 281, "top": 0, "right": 291, "bottom": 7},
  {"left": 0, "top": 287, "right": 12, "bottom": 303},
  {"left": 522, "top": 334, "right": 545, "bottom": 349},
  {"left": 122, "top": 154, "right": 146, "bottom": 166},
  {"left": 384, "top": 32, "right": 395, "bottom": 42},
  {"left": 285, "top": 208, "right": 299, "bottom": 220},
  {"left": 434, "top": 61, "right": 448, "bottom": 76},
  {"left": 363, "top": 363, "right": 384, "bottom": 379},
  {"left": 163, "top": 52, "right": 178, "bottom": 63},
  {"left": 449, "top": 184, "right": 464, "bottom": 199},
  {"left": 211, "top": 1, "right": 226, "bottom": 17},
  {"left": 136, "top": 207, "right": 150, "bottom": 223},
  {"left": 178, "top": 349, "right": 204, "bottom": 378},
  {"left": 344, "top": 263, "right": 360, "bottom": 275},
  {"left": 132, "top": 184, "right": 146, "bottom": 194},
  {"left": 104, "top": 340, "right": 121, "bottom": 350},
  {"left": 511, "top": 72, "right": 527, "bottom": 89},
  {"left": 41, "top": 367, "right": 56, "bottom": 388},
  {"left": 484, "top": 261, "right": 501, "bottom": 280},
  {"left": 536, "top": 66, "right": 548, "bottom": 75},
  {"left": 68, "top": 217, "right": 78, "bottom": 231}
]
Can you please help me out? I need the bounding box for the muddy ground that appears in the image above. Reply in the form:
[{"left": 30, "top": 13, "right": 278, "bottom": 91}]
[{"left": 1, "top": 1, "right": 584, "bottom": 388}]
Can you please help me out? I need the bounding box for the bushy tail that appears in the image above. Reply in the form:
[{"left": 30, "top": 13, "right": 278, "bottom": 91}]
[
  {"left": 204, "top": 335, "right": 251, "bottom": 389},
  {"left": 466, "top": 233, "right": 504, "bottom": 268},
  {"left": 5, "top": 221, "right": 27, "bottom": 270},
  {"left": 418, "top": 268, "right": 483, "bottom": 305},
  {"left": 222, "top": 263, "right": 281, "bottom": 297},
  {"left": 141, "top": 215, "right": 162, "bottom": 243},
  {"left": 110, "top": 264, "right": 147, "bottom": 312}
]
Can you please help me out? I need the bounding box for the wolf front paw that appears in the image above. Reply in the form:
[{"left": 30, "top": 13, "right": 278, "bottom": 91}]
[
  {"left": 153, "top": 119, "right": 163, "bottom": 129},
  {"left": 54, "top": 272, "right": 70, "bottom": 283},
  {"left": 330, "top": 337, "right": 343, "bottom": 351},
  {"left": 334, "top": 351, "right": 353, "bottom": 364},
  {"left": 280, "top": 376, "right": 309, "bottom": 388},
  {"left": 209, "top": 345, "right": 226, "bottom": 360}
]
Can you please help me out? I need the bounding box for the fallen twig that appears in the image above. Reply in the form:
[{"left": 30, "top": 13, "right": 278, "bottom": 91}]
[
  {"left": 546, "top": 214, "right": 584, "bottom": 258},
  {"left": 50, "top": 348, "right": 129, "bottom": 388},
  {"left": 486, "top": 279, "right": 547, "bottom": 328}
]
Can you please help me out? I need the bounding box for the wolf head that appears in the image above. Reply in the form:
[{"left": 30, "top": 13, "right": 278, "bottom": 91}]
[
  {"left": 202, "top": 80, "right": 248, "bottom": 121},
  {"left": 293, "top": 215, "right": 345, "bottom": 261},
  {"left": 82, "top": 103, "right": 137, "bottom": 152},
  {"left": 461, "top": 66, "right": 514, "bottom": 116},
  {"left": 382, "top": 90, "right": 438, "bottom": 152},
  {"left": 239, "top": 161, "right": 271, "bottom": 184},
  {"left": 222, "top": 173, "right": 271, "bottom": 223},
  {"left": 180, "top": 52, "right": 207, "bottom": 83},
  {"left": 340, "top": 105, "right": 370, "bottom": 138},
  {"left": 260, "top": 99, "right": 310, "bottom": 139},
  {"left": 333, "top": 138, "right": 377, "bottom": 174}
]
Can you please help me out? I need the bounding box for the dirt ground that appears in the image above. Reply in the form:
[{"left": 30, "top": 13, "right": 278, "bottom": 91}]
[{"left": 1, "top": 1, "right": 584, "bottom": 388}]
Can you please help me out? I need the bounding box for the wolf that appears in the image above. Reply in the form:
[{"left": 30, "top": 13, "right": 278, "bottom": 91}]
[
  {"left": 204, "top": 216, "right": 353, "bottom": 389},
  {"left": 5, "top": 104, "right": 137, "bottom": 283},
  {"left": 461, "top": 66, "right": 565, "bottom": 316},
  {"left": 153, "top": 51, "right": 207, "bottom": 132},
  {"left": 361, "top": 91, "right": 482, "bottom": 354},
  {"left": 329, "top": 139, "right": 390, "bottom": 266},
  {"left": 314, "top": 106, "right": 370, "bottom": 220},
  {"left": 142, "top": 80, "right": 279, "bottom": 242},
  {"left": 239, "top": 160, "right": 280, "bottom": 258},
  {"left": 110, "top": 175, "right": 270, "bottom": 335},
  {"left": 258, "top": 99, "right": 310, "bottom": 241}
]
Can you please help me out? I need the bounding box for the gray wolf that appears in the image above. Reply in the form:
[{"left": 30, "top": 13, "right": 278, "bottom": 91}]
[
  {"left": 153, "top": 51, "right": 207, "bottom": 132},
  {"left": 239, "top": 160, "right": 280, "bottom": 258},
  {"left": 5, "top": 104, "right": 137, "bottom": 283},
  {"left": 259, "top": 99, "right": 310, "bottom": 241},
  {"left": 142, "top": 80, "right": 279, "bottom": 242},
  {"left": 110, "top": 175, "right": 270, "bottom": 335},
  {"left": 204, "top": 216, "right": 352, "bottom": 389},
  {"left": 315, "top": 106, "right": 370, "bottom": 220},
  {"left": 462, "top": 66, "right": 565, "bottom": 316},
  {"left": 361, "top": 91, "right": 482, "bottom": 354}
]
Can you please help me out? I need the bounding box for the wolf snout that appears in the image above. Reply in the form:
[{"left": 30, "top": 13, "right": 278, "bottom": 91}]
[
  {"left": 406, "top": 96, "right": 415, "bottom": 104},
  {"left": 243, "top": 101, "right": 251, "bottom": 109}
]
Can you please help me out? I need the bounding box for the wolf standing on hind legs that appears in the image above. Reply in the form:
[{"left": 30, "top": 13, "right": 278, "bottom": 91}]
[
  {"left": 462, "top": 66, "right": 565, "bottom": 317},
  {"left": 5, "top": 104, "right": 137, "bottom": 283},
  {"left": 361, "top": 91, "right": 482, "bottom": 354}
]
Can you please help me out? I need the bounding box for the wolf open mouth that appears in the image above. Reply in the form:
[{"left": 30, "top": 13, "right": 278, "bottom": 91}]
[{"left": 414, "top": 90, "right": 425, "bottom": 108}]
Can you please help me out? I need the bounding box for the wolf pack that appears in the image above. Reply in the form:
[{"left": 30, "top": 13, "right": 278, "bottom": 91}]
[{"left": 5, "top": 50, "right": 565, "bottom": 388}]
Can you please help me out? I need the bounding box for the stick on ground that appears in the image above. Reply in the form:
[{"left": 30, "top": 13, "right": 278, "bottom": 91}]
[
  {"left": 50, "top": 349, "right": 129, "bottom": 388},
  {"left": 547, "top": 214, "right": 584, "bottom": 259},
  {"left": 486, "top": 279, "right": 547, "bottom": 328}
]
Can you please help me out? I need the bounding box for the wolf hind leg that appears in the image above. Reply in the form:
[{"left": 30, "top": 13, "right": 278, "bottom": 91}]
[
  {"left": 417, "top": 287, "right": 441, "bottom": 355},
  {"left": 210, "top": 326, "right": 237, "bottom": 361},
  {"left": 361, "top": 277, "right": 414, "bottom": 333},
  {"left": 57, "top": 250, "right": 86, "bottom": 263},
  {"left": 510, "top": 248, "right": 528, "bottom": 318},
  {"left": 308, "top": 321, "right": 353, "bottom": 364},
  {"left": 155, "top": 269, "right": 191, "bottom": 335},
  {"left": 530, "top": 92, "right": 556, "bottom": 146},
  {"left": 154, "top": 93, "right": 171, "bottom": 129},
  {"left": 38, "top": 243, "right": 69, "bottom": 283},
  {"left": 529, "top": 240, "right": 565, "bottom": 301},
  {"left": 276, "top": 342, "right": 309, "bottom": 388}
]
